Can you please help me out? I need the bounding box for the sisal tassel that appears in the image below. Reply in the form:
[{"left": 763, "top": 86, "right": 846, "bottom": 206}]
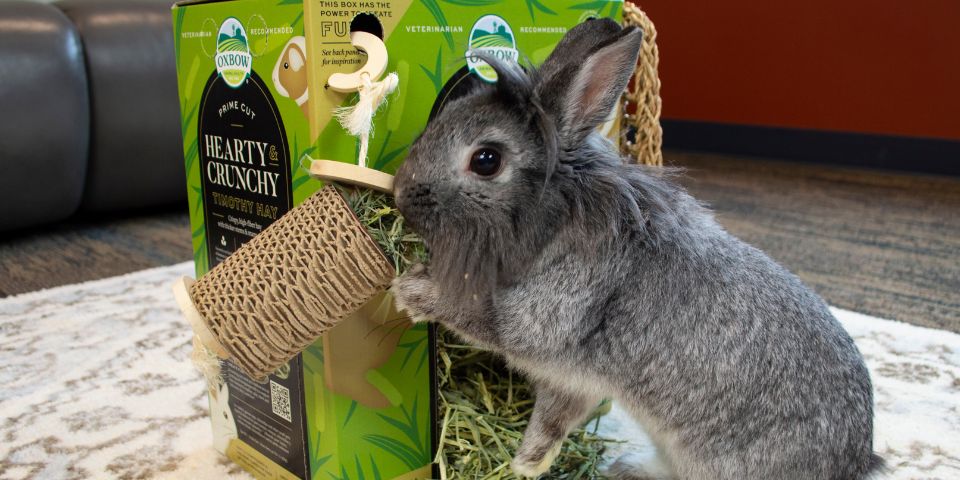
[
  {"left": 191, "top": 335, "right": 224, "bottom": 386},
  {"left": 333, "top": 72, "right": 399, "bottom": 168}
]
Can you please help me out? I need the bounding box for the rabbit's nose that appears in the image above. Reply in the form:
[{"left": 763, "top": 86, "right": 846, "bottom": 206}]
[
  {"left": 409, "top": 183, "right": 434, "bottom": 202},
  {"left": 397, "top": 182, "right": 436, "bottom": 211}
]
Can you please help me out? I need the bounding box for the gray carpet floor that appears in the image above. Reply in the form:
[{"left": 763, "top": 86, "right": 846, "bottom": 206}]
[
  {"left": 673, "top": 153, "right": 959, "bottom": 332},
  {"left": 0, "top": 210, "right": 191, "bottom": 296},
  {"left": 1, "top": 152, "right": 957, "bottom": 332}
]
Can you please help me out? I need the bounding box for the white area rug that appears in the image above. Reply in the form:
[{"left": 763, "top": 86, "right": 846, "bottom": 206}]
[{"left": 0, "top": 262, "right": 957, "bottom": 479}]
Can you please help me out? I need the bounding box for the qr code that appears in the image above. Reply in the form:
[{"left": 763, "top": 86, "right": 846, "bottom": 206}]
[{"left": 270, "top": 380, "right": 292, "bottom": 422}]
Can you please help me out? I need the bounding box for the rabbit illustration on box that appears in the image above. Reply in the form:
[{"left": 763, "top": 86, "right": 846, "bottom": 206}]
[
  {"left": 324, "top": 291, "right": 409, "bottom": 409},
  {"left": 208, "top": 379, "right": 238, "bottom": 454},
  {"left": 391, "top": 18, "right": 882, "bottom": 480}
]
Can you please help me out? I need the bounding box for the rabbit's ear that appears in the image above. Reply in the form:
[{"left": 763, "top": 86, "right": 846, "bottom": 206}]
[
  {"left": 538, "top": 18, "right": 623, "bottom": 83},
  {"left": 539, "top": 25, "right": 642, "bottom": 148}
]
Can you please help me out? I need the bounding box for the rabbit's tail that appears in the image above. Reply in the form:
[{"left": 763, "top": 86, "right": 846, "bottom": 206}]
[
  {"left": 605, "top": 453, "right": 675, "bottom": 480},
  {"left": 859, "top": 453, "right": 887, "bottom": 479}
]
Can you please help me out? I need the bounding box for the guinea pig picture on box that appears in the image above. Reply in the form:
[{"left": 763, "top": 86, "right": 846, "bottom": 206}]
[
  {"left": 391, "top": 17, "right": 882, "bottom": 480},
  {"left": 273, "top": 36, "right": 309, "bottom": 118}
]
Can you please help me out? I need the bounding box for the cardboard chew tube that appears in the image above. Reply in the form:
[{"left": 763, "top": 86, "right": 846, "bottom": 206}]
[
  {"left": 173, "top": 276, "right": 230, "bottom": 360},
  {"left": 173, "top": 185, "right": 395, "bottom": 381}
]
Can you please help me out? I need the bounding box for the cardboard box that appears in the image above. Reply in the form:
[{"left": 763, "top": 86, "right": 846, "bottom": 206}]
[{"left": 172, "top": 1, "right": 622, "bottom": 478}]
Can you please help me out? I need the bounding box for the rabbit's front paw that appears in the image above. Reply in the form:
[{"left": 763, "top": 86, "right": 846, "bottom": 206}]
[
  {"left": 391, "top": 264, "right": 437, "bottom": 324},
  {"left": 511, "top": 442, "right": 561, "bottom": 478}
]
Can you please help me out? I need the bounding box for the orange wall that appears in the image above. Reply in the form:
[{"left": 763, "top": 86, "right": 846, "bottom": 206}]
[{"left": 634, "top": 1, "right": 960, "bottom": 141}]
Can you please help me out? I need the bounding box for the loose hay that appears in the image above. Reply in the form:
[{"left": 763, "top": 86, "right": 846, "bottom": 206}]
[
  {"left": 436, "top": 332, "right": 614, "bottom": 479},
  {"left": 342, "top": 185, "right": 427, "bottom": 275},
  {"left": 337, "top": 185, "right": 616, "bottom": 478}
]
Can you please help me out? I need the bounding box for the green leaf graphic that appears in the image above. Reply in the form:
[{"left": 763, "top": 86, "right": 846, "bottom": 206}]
[
  {"left": 184, "top": 137, "right": 199, "bottom": 173},
  {"left": 419, "top": 0, "right": 454, "bottom": 51},
  {"left": 397, "top": 335, "right": 427, "bottom": 371},
  {"left": 343, "top": 400, "right": 359, "bottom": 427},
  {"left": 439, "top": 0, "right": 502, "bottom": 5},
  {"left": 372, "top": 131, "right": 410, "bottom": 172},
  {"left": 311, "top": 429, "right": 331, "bottom": 478},
  {"left": 191, "top": 186, "right": 203, "bottom": 216},
  {"left": 193, "top": 242, "right": 207, "bottom": 274},
  {"left": 181, "top": 105, "right": 197, "bottom": 134},
  {"left": 570, "top": 0, "right": 610, "bottom": 10},
  {"left": 369, "top": 455, "right": 382, "bottom": 480},
  {"left": 419, "top": 48, "right": 445, "bottom": 94},
  {"left": 374, "top": 396, "right": 428, "bottom": 461},
  {"left": 571, "top": 0, "right": 621, "bottom": 17},
  {"left": 354, "top": 455, "right": 366, "bottom": 480},
  {"left": 174, "top": 7, "right": 187, "bottom": 60},
  {"left": 362, "top": 435, "right": 422, "bottom": 470},
  {"left": 525, "top": 0, "right": 557, "bottom": 20}
]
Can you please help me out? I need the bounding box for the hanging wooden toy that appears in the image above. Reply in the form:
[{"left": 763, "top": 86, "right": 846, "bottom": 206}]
[{"left": 307, "top": 29, "right": 398, "bottom": 193}]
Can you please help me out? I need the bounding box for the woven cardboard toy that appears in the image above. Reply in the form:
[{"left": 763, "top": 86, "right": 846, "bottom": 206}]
[{"left": 173, "top": 185, "right": 395, "bottom": 381}]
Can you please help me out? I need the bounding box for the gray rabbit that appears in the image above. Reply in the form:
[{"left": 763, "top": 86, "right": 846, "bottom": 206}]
[{"left": 391, "top": 18, "right": 882, "bottom": 480}]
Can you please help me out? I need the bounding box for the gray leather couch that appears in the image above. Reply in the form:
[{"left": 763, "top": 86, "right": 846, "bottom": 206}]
[{"left": 0, "top": 0, "right": 185, "bottom": 232}]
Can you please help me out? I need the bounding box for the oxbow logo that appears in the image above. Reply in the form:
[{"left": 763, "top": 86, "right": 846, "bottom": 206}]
[
  {"left": 466, "top": 15, "right": 518, "bottom": 83},
  {"left": 215, "top": 18, "right": 252, "bottom": 88}
]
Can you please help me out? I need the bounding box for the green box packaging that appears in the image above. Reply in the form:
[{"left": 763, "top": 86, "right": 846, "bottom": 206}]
[{"left": 171, "top": 1, "right": 622, "bottom": 478}]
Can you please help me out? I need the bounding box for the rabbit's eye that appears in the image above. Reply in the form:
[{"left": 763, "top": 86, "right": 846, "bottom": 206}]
[
  {"left": 283, "top": 62, "right": 289, "bottom": 69},
  {"left": 469, "top": 148, "right": 502, "bottom": 178}
]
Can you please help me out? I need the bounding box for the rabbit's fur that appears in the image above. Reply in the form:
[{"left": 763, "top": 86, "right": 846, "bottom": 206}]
[{"left": 392, "top": 18, "right": 881, "bottom": 480}]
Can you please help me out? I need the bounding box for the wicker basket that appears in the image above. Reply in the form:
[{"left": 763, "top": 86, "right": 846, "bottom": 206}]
[{"left": 621, "top": 3, "right": 664, "bottom": 167}]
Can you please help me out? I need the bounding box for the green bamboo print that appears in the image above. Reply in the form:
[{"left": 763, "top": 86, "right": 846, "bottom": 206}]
[
  {"left": 174, "top": 7, "right": 187, "bottom": 59},
  {"left": 361, "top": 435, "right": 422, "bottom": 470},
  {"left": 439, "top": 0, "right": 502, "bottom": 5},
  {"left": 342, "top": 400, "right": 359, "bottom": 427},
  {"left": 291, "top": 135, "right": 317, "bottom": 195},
  {"left": 416, "top": 340, "right": 429, "bottom": 375},
  {"left": 371, "top": 131, "right": 408, "bottom": 172},
  {"left": 419, "top": 0, "right": 455, "bottom": 51},
  {"left": 368, "top": 455, "right": 382, "bottom": 480},
  {"left": 397, "top": 335, "right": 428, "bottom": 371},
  {"left": 311, "top": 431, "right": 332, "bottom": 479},
  {"left": 330, "top": 464, "right": 350, "bottom": 480},
  {"left": 184, "top": 137, "right": 199, "bottom": 173},
  {"left": 191, "top": 224, "right": 207, "bottom": 275},
  {"left": 304, "top": 347, "right": 323, "bottom": 368},
  {"left": 363, "top": 396, "right": 429, "bottom": 470},
  {"left": 379, "top": 396, "right": 428, "bottom": 459},
  {"left": 190, "top": 186, "right": 203, "bottom": 215},
  {"left": 180, "top": 106, "right": 196, "bottom": 135},
  {"left": 570, "top": 0, "right": 620, "bottom": 18},
  {"left": 525, "top": 0, "right": 557, "bottom": 21},
  {"left": 419, "top": 48, "right": 445, "bottom": 94},
  {"left": 353, "top": 456, "right": 366, "bottom": 480}
]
